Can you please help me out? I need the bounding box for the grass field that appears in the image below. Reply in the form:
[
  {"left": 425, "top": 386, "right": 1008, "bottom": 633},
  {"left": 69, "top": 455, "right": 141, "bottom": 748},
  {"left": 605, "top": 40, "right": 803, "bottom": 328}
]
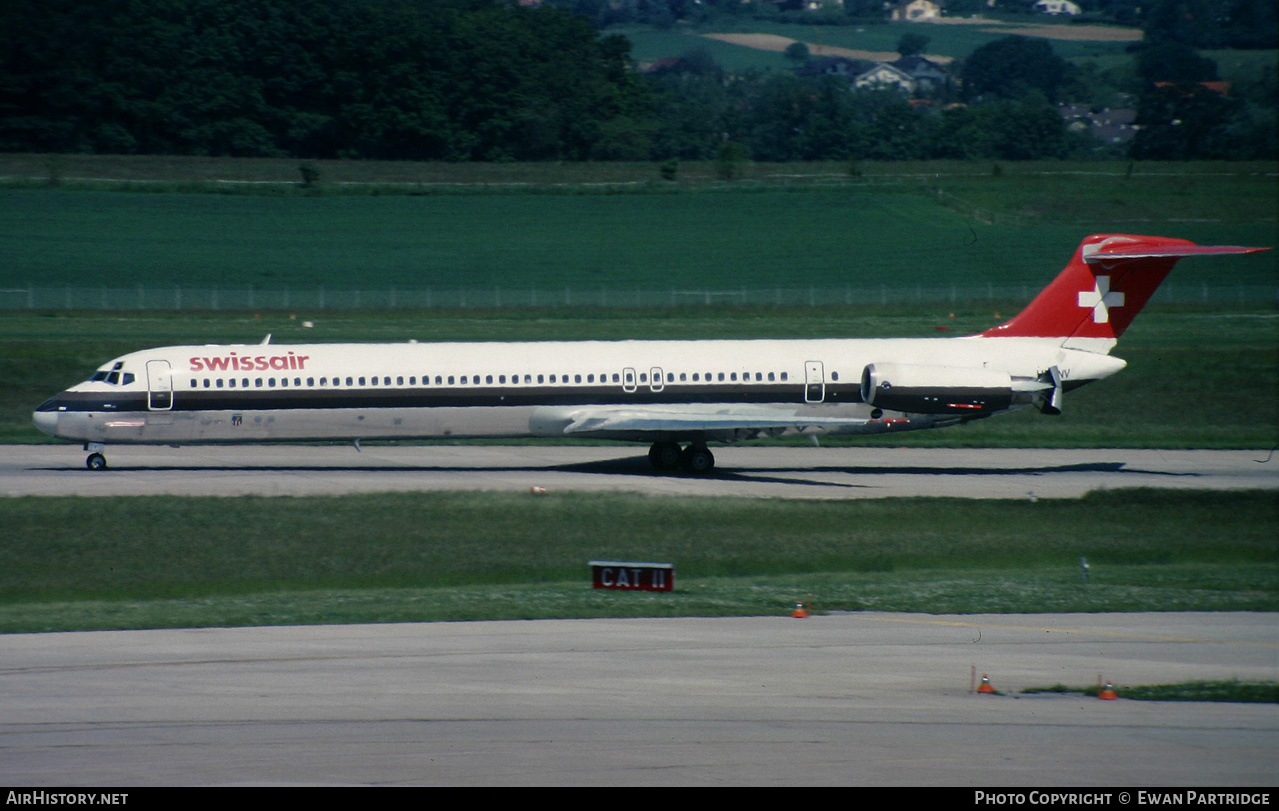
[
  {"left": 0, "top": 489, "right": 1273, "bottom": 633},
  {"left": 616, "top": 18, "right": 1139, "bottom": 70},
  {"left": 1, "top": 161, "right": 1274, "bottom": 294}
]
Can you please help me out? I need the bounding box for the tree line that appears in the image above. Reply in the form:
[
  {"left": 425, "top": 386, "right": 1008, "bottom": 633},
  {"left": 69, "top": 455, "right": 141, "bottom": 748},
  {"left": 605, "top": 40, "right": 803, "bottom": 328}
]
[
  {"left": 0, "top": 0, "right": 648, "bottom": 160},
  {"left": 1, "top": 0, "right": 1272, "bottom": 162}
]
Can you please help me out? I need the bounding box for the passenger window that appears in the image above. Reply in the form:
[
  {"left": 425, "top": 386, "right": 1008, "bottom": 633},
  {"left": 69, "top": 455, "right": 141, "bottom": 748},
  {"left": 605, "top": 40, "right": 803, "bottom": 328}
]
[
  {"left": 308, "top": 378, "right": 315, "bottom": 386},
  {"left": 217, "top": 379, "right": 224, "bottom": 388},
  {"left": 781, "top": 372, "right": 788, "bottom": 381},
  {"left": 768, "top": 372, "right": 775, "bottom": 381},
  {"left": 832, "top": 371, "right": 840, "bottom": 381},
  {"left": 575, "top": 374, "right": 581, "bottom": 384},
  {"left": 228, "top": 379, "right": 235, "bottom": 388},
  {"left": 345, "top": 377, "right": 353, "bottom": 386}
]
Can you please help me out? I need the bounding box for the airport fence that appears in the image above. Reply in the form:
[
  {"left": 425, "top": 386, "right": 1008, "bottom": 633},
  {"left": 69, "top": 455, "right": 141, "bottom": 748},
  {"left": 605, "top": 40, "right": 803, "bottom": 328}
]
[{"left": 0, "top": 283, "right": 1275, "bottom": 311}]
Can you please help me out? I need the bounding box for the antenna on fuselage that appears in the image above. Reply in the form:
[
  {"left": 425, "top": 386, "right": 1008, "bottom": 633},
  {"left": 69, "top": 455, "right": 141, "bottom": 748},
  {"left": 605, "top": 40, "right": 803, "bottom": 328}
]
[{"left": 260, "top": 334, "right": 272, "bottom": 345}]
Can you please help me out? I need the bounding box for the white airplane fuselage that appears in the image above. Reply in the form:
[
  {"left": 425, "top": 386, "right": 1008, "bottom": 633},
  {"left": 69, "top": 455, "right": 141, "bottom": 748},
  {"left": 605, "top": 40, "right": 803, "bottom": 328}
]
[{"left": 34, "top": 335, "right": 1122, "bottom": 448}]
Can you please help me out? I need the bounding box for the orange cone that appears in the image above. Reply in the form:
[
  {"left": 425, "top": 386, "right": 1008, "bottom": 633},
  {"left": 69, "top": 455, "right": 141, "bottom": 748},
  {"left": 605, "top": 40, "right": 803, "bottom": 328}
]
[
  {"left": 791, "top": 600, "right": 808, "bottom": 619},
  {"left": 977, "top": 674, "right": 996, "bottom": 694},
  {"left": 1099, "top": 681, "right": 1118, "bottom": 700}
]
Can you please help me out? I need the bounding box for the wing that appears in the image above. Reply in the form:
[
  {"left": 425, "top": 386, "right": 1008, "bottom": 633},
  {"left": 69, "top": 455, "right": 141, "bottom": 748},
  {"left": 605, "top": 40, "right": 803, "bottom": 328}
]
[{"left": 533, "top": 405, "right": 876, "bottom": 443}]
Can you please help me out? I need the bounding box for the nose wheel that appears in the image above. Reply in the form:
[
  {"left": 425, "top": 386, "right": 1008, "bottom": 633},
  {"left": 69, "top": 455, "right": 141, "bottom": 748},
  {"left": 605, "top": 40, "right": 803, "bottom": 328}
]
[{"left": 86, "top": 452, "right": 108, "bottom": 471}]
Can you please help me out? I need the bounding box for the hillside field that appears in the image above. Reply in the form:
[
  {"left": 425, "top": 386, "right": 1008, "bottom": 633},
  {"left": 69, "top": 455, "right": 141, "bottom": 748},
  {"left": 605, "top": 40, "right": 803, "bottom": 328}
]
[{"left": 0, "top": 160, "right": 1274, "bottom": 294}]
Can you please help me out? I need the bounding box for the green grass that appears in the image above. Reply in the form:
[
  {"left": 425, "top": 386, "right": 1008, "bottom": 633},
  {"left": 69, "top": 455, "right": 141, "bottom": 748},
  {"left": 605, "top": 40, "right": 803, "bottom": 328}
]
[
  {"left": 2, "top": 162, "right": 1273, "bottom": 294},
  {"left": 1024, "top": 679, "right": 1279, "bottom": 702},
  {"left": 616, "top": 19, "right": 1138, "bottom": 66},
  {"left": 0, "top": 489, "right": 1273, "bottom": 633}
]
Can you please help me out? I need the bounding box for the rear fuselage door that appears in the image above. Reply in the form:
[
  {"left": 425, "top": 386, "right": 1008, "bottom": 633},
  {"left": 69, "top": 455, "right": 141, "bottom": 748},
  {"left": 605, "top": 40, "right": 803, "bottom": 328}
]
[
  {"left": 804, "top": 360, "right": 825, "bottom": 403},
  {"left": 146, "top": 359, "right": 173, "bottom": 411}
]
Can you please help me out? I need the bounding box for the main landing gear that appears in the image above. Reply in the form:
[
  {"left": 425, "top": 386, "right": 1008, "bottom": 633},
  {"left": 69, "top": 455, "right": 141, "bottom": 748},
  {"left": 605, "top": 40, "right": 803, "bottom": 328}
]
[{"left": 647, "top": 441, "right": 715, "bottom": 475}]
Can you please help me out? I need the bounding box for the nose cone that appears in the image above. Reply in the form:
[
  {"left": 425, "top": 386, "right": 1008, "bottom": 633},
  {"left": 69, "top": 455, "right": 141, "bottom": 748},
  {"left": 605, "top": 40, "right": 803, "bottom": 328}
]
[{"left": 33, "top": 409, "right": 59, "bottom": 437}]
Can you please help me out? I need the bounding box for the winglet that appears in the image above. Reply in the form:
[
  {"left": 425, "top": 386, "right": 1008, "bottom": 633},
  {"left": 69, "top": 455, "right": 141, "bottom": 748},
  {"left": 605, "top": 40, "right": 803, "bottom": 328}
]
[{"left": 980, "top": 235, "right": 1268, "bottom": 350}]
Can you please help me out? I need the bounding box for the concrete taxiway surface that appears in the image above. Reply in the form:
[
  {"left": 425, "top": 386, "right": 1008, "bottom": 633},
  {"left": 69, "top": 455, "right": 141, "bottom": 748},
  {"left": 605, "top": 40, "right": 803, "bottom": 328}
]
[
  {"left": 4, "top": 444, "right": 1277, "bottom": 499},
  {"left": 1, "top": 613, "right": 1276, "bottom": 786}
]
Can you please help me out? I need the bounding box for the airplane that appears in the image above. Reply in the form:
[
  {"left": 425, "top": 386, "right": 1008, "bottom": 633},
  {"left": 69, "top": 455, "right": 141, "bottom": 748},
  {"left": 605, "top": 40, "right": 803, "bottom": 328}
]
[{"left": 33, "top": 233, "right": 1268, "bottom": 473}]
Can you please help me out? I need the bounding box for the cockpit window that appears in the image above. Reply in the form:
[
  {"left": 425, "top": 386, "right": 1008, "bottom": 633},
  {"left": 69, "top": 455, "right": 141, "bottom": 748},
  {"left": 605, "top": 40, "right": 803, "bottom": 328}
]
[{"left": 90, "top": 364, "right": 134, "bottom": 386}]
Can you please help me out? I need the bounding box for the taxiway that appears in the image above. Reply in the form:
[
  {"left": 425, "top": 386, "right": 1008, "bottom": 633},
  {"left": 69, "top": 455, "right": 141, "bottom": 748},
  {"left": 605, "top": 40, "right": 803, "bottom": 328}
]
[{"left": 3, "top": 444, "right": 1276, "bottom": 499}]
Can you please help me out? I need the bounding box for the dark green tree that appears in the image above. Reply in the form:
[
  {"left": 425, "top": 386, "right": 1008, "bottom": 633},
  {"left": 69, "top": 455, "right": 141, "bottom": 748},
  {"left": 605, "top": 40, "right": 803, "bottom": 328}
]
[{"left": 960, "top": 36, "right": 1071, "bottom": 103}]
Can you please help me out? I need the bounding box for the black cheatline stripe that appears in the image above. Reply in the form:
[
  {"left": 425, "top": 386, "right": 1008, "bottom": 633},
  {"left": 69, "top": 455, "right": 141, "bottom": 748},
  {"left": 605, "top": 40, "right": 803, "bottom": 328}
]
[{"left": 43, "top": 385, "right": 864, "bottom": 413}]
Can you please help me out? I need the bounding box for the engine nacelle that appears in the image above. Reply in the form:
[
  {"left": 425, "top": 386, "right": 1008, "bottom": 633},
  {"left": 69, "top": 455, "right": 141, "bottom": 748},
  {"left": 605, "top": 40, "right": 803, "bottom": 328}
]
[{"left": 860, "top": 362, "right": 1017, "bottom": 415}]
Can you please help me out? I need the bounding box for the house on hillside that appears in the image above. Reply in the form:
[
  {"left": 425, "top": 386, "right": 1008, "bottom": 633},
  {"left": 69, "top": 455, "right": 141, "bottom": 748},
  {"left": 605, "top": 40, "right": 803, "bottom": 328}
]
[
  {"left": 890, "top": 55, "right": 951, "bottom": 95},
  {"left": 854, "top": 63, "right": 917, "bottom": 94},
  {"left": 796, "top": 56, "right": 875, "bottom": 79},
  {"left": 1033, "top": 0, "right": 1081, "bottom": 14},
  {"left": 890, "top": 0, "right": 941, "bottom": 21}
]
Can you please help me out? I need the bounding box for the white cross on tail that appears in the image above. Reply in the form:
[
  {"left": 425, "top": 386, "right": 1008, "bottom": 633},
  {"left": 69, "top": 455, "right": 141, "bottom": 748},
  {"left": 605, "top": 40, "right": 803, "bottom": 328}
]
[{"left": 1078, "top": 276, "right": 1125, "bottom": 323}]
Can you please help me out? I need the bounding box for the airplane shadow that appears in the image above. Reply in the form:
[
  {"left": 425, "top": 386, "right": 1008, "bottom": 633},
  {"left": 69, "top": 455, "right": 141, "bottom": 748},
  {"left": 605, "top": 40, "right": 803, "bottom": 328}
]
[
  {"left": 39, "top": 456, "right": 1198, "bottom": 493},
  {"left": 552, "top": 457, "right": 1183, "bottom": 490}
]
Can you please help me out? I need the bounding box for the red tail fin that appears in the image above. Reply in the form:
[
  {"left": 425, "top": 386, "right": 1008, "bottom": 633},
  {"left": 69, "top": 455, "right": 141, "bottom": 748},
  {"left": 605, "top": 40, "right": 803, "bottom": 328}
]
[{"left": 980, "top": 234, "right": 1268, "bottom": 348}]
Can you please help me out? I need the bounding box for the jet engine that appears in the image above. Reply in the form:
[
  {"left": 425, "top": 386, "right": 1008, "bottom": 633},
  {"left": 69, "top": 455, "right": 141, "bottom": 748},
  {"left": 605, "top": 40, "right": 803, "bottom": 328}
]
[{"left": 860, "top": 362, "right": 1033, "bottom": 415}]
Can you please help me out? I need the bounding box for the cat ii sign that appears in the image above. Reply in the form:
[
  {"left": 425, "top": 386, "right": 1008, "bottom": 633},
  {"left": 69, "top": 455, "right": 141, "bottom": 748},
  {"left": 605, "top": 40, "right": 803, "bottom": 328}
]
[{"left": 590, "top": 561, "right": 674, "bottom": 592}]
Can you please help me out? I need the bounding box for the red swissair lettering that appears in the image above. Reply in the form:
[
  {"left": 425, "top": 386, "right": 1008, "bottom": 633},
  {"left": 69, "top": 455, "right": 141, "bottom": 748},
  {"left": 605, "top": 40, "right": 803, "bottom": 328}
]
[{"left": 188, "top": 352, "right": 310, "bottom": 372}]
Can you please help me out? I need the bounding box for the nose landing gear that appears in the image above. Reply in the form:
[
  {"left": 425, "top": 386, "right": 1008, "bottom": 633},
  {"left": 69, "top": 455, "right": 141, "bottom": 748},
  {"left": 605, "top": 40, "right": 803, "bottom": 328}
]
[{"left": 84, "top": 443, "right": 108, "bottom": 471}]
